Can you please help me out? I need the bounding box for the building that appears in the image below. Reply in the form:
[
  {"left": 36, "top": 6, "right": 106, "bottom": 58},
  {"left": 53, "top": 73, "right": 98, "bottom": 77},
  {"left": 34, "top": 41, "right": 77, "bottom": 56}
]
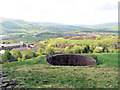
[
  {"left": 0, "top": 50, "right": 5, "bottom": 55},
  {"left": 0, "top": 42, "right": 26, "bottom": 50},
  {"left": 0, "top": 41, "right": 35, "bottom": 51}
]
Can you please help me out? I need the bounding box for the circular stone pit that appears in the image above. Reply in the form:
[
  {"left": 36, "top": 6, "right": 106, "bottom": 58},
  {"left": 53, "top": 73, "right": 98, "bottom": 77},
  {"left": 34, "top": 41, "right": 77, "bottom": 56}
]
[{"left": 46, "top": 54, "right": 97, "bottom": 66}]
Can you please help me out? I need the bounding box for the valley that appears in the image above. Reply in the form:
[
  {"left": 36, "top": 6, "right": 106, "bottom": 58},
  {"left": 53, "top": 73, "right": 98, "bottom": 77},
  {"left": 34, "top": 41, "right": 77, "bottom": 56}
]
[{"left": 0, "top": 17, "right": 119, "bottom": 88}]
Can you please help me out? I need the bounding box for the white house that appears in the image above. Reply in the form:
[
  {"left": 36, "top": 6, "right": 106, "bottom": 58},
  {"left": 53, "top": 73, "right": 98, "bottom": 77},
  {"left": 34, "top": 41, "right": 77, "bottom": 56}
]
[{"left": 0, "top": 50, "right": 5, "bottom": 55}]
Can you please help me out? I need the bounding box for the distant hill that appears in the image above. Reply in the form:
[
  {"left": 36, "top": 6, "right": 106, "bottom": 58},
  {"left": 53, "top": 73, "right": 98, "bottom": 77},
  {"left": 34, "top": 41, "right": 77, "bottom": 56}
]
[
  {"left": 82, "top": 22, "right": 118, "bottom": 31},
  {"left": 0, "top": 17, "right": 118, "bottom": 35}
]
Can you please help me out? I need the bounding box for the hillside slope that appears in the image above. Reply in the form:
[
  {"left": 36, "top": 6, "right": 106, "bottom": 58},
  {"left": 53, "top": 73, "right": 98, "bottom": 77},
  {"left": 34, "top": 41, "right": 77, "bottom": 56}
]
[
  {"left": 0, "top": 17, "right": 118, "bottom": 35},
  {"left": 0, "top": 17, "right": 93, "bottom": 35}
]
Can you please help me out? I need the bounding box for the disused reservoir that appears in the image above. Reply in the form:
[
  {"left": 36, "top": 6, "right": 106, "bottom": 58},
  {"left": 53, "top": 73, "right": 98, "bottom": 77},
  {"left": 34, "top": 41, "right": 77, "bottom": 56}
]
[{"left": 46, "top": 54, "right": 97, "bottom": 66}]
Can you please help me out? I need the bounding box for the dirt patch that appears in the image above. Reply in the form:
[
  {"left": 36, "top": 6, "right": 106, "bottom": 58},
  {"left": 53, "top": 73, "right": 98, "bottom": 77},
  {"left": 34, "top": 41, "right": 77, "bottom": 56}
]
[{"left": 46, "top": 55, "right": 96, "bottom": 66}]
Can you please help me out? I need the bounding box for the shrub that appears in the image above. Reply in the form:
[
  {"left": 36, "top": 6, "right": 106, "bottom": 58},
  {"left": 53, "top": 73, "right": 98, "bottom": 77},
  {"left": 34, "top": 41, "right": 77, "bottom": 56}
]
[
  {"left": 16, "top": 50, "right": 22, "bottom": 58},
  {"left": 104, "top": 49, "right": 109, "bottom": 53},
  {"left": 116, "top": 49, "right": 120, "bottom": 53},
  {"left": 64, "top": 46, "right": 70, "bottom": 53},
  {"left": 2, "top": 50, "right": 13, "bottom": 61},
  {"left": 83, "top": 45, "right": 90, "bottom": 53},
  {"left": 11, "top": 49, "right": 17, "bottom": 59},
  {"left": 89, "top": 50, "right": 93, "bottom": 53},
  {"left": 18, "top": 57, "right": 22, "bottom": 62},
  {"left": 93, "top": 49, "right": 101, "bottom": 53},
  {"left": 36, "top": 55, "right": 42, "bottom": 59},
  {"left": 24, "top": 49, "right": 37, "bottom": 58},
  {"left": 11, "top": 49, "right": 22, "bottom": 59},
  {"left": 93, "top": 47, "right": 103, "bottom": 53},
  {"left": 37, "top": 47, "right": 43, "bottom": 55},
  {"left": 46, "top": 47, "right": 54, "bottom": 55},
  {"left": 72, "top": 45, "right": 81, "bottom": 54},
  {"left": 22, "top": 55, "right": 26, "bottom": 61}
]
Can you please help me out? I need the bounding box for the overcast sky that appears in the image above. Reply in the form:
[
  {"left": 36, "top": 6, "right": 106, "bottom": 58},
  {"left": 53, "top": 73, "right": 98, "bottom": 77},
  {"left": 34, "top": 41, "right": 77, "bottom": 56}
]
[{"left": 0, "top": 0, "right": 119, "bottom": 25}]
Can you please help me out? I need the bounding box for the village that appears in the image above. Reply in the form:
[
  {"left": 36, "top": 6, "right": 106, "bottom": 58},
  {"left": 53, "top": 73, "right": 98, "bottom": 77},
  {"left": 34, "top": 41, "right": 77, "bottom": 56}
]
[
  {"left": 0, "top": 32, "right": 119, "bottom": 56},
  {"left": 0, "top": 41, "right": 35, "bottom": 55},
  {"left": 0, "top": 0, "right": 119, "bottom": 88},
  {"left": 64, "top": 32, "right": 119, "bottom": 36},
  {"left": 1, "top": 34, "right": 119, "bottom": 88}
]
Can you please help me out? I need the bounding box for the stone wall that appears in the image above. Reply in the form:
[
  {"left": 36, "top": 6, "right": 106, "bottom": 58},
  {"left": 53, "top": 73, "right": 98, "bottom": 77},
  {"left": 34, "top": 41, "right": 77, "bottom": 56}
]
[{"left": 0, "top": 63, "right": 19, "bottom": 89}]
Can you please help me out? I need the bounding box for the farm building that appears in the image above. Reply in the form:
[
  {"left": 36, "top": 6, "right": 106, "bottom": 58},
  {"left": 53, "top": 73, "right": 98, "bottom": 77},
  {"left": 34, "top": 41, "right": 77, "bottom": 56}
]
[{"left": 0, "top": 41, "right": 35, "bottom": 51}]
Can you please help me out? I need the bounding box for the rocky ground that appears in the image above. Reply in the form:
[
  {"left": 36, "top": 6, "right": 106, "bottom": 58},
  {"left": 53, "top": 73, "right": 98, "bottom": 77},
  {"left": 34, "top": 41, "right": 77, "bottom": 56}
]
[{"left": 0, "top": 63, "right": 19, "bottom": 89}]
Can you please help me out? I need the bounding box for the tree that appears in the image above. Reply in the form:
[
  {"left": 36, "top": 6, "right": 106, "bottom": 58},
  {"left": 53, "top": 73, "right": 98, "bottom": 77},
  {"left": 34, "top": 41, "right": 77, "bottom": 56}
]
[
  {"left": 89, "top": 50, "right": 93, "bottom": 53},
  {"left": 18, "top": 57, "right": 22, "bottom": 62},
  {"left": 86, "top": 45, "right": 90, "bottom": 51},
  {"left": 34, "top": 40, "right": 39, "bottom": 43},
  {"left": 24, "top": 49, "right": 36, "bottom": 58},
  {"left": 11, "top": 49, "right": 17, "bottom": 59},
  {"left": 83, "top": 45, "right": 90, "bottom": 53},
  {"left": 11, "top": 49, "right": 22, "bottom": 59},
  {"left": 72, "top": 45, "right": 81, "bottom": 54},
  {"left": 116, "top": 49, "right": 120, "bottom": 53},
  {"left": 93, "top": 47, "right": 103, "bottom": 53},
  {"left": 98, "top": 42, "right": 102, "bottom": 47},
  {"left": 16, "top": 50, "right": 22, "bottom": 58},
  {"left": 46, "top": 47, "right": 54, "bottom": 55},
  {"left": 104, "top": 49, "right": 109, "bottom": 53},
  {"left": 5, "top": 40, "right": 10, "bottom": 44},
  {"left": 22, "top": 55, "right": 26, "bottom": 61},
  {"left": 103, "top": 47, "right": 109, "bottom": 53},
  {"left": 2, "top": 50, "right": 13, "bottom": 61},
  {"left": 93, "top": 49, "right": 101, "bottom": 53},
  {"left": 64, "top": 46, "right": 70, "bottom": 53},
  {"left": 37, "top": 47, "right": 43, "bottom": 56},
  {"left": 79, "top": 46, "right": 85, "bottom": 53}
]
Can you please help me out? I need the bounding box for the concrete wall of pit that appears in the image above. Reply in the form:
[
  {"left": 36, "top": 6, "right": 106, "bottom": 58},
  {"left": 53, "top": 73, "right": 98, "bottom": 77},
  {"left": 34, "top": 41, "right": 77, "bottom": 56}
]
[{"left": 46, "top": 55, "right": 96, "bottom": 66}]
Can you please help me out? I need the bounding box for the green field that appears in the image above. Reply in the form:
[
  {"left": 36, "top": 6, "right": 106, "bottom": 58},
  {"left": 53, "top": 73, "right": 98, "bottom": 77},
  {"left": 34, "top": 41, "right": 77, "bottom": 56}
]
[{"left": 2, "top": 53, "right": 118, "bottom": 88}]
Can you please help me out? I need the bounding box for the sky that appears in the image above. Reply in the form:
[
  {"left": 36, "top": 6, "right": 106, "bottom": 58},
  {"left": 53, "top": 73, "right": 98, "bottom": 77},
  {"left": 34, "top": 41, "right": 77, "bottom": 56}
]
[{"left": 0, "top": 0, "right": 119, "bottom": 25}]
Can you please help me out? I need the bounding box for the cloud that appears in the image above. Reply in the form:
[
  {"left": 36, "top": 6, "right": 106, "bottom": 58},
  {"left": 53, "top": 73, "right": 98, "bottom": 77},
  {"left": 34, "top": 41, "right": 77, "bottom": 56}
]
[
  {"left": 98, "top": 1, "right": 118, "bottom": 11},
  {"left": 0, "top": 0, "right": 118, "bottom": 25}
]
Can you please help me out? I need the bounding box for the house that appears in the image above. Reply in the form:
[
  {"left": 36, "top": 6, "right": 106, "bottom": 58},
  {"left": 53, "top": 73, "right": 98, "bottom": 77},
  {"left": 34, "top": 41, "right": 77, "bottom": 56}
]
[
  {"left": 0, "top": 42, "right": 26, "bottom": 50},
  {"left": 0, "top": 41, "right": 35, "bottom": 50},
  {"left": 0, "top": 50, "right": 5, "bottom": 55},
  {"left": 0, "top": 41, "right": 35, "bottom": 55}
]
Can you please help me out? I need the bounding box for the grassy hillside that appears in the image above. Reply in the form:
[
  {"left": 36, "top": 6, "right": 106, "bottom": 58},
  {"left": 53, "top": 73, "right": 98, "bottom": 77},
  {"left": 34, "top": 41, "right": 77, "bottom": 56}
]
[
  {"left": 1, "top": 32, "right": 66, "bottom": 43},
  {"left": 83, "top": 22, "right": 118, "bottom": 31},
  {"left": 2, "top": 53, "right": 118, "bottom": 88},
  {"left": 0, "top": 17, "right": 118, "bottom": 35},
  {"left": 0, "top": 17, "right": 92, "bottom": 35}
]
